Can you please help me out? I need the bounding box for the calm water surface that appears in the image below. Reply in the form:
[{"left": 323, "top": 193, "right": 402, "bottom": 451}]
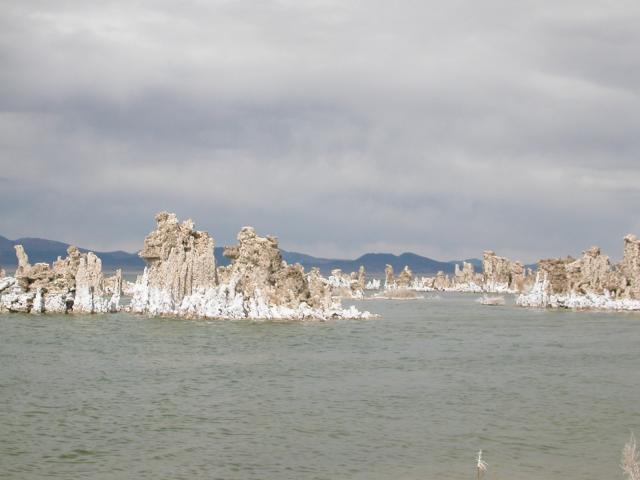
[{"left": 1, "top": 294, "right": 639, "bottom": 479}]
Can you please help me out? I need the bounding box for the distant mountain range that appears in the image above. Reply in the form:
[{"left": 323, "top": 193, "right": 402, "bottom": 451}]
[{"left": 0, "top": 234, "right": 482, "bottom": 275}]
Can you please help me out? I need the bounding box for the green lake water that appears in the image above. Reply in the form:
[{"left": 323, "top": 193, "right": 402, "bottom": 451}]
[{"left": 1, "top": 293, "right": 639, "bottom": 479}]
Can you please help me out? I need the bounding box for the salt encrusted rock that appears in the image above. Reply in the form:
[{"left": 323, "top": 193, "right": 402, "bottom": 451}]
[
  {"left": 396, "top": 266, "right": 413, "bottom": 288},
  {"left": 365, "top": 278, "right": 381, "bottom": 290},
  {"left": 433, "top": 271, "right": 450, "bottom": 290},
  {"left": 308, "top": 268, "right": 333, "bottom": 308},
  {"left": 509, "top": 261, "right": 526, "bottom": 291},
  {"left": 0, "top": 263, "right": 5, "bottom": 278},
  {"left": 448, "top": 261, "right": 485, "bottom": 292},
  {"left": 384, "top": 264, "right": 395, "bottom": 289},
  {"left": 327, "top": 268, "right": 365, "bottom": 299},
  {"left": 130, "top": 213, "right": 370, "bottom": 320},
  {"left": 371, "top": 251, "right": 531, "bottom": 295},
  {"left": 389, "top": 252, "right": 531, "bottom": 294},
  {"left": 482, "top": 250, "right": 513, "bottom": 292},
  {"left": 140, "top": 212, "right": 217, "bottom": 301},
  {"left": 620, "top": 235, "right": 640, "bottom": 298},
  {"left": 0, "top": 245, "right": 112, "bottom": 314},
  {"left": 383, "top": 264, "right": 414, "bottom": 290},
  {"left": 454, "top": 262, "right": 476, "bottom": 284},
  {"left": 477, "top": 295, "right": 506, "bottom": 306},
  {"left": 357, "top": 266, "right": 366, "bottom": 290},
  {"left": 74, "top": 252, "right": 110, "bottom": 313},
  {"left": 517, "top": 236, "right": 640, "bottom": 310},
  {"left": 374, "top": 264, "right": 420, "bottom": 298},
  {"left": 0, "top": 285, "right": 33, "bottom": 313}
]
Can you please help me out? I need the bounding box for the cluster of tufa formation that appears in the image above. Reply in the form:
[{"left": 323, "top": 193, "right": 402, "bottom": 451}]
[
  {"left": 517, "top": 235, "right": 640, "bottom": 310},
  {"left": 383, "top": 264, "right": 415, "bottom": 290},
  {"left": 370, "top": 252, "right": 533, "bottom": 295},
  {"left": 326, "top": 267, "right": 366, "bottom": 299},
  {"left": 372, "top": 265, "right": 420, "bottom": 299},
  {"left": 0, "top": 245, "right": 121, "bottom": 314},
  {"left": 481, "top": 251, "right": 533, "bottom": 293},
  {"left": 130, "top": 212, "right": 370, "bottom": 320}
]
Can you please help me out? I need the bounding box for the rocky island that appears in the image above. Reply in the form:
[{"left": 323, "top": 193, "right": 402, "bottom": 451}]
[
  {"left": 130, "top": 212, "right": 370, "bottom": 320},
  {"left": 517, "top": 235, "right": 640, "bottom": 311},
  {"left": 0, "top": 212, "right": 371, "bottom": 320},
  {"left": 4, "top": 216, "right": 640, "bottom": 314},
  {"left": 364, "top": 250, "right": 533, "bottom": 297},
  {"left": 0, "top": 245, "right": 121, "bottom": 314}
]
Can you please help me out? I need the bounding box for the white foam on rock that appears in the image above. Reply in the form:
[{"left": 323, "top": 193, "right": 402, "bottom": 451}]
[{"left": 516, "top": 273, "right": 640, "bottom": 311}]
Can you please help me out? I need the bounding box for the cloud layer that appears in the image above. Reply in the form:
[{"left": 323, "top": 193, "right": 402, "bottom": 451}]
[{"left": 1, "top": 0, "right": 639, "bottom": 262}]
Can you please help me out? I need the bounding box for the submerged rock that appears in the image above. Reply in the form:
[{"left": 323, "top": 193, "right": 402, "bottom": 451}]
[
  {"left": 477, "top": 295, "right": 506, "bottom": 306},
  {"left": 130, "top": 212, "right": 371, "bottom": 320}
]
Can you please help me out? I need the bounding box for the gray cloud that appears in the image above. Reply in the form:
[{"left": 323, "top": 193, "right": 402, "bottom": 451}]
[{"left": 1, "top": 0, "right": 640, "bottom": 263}]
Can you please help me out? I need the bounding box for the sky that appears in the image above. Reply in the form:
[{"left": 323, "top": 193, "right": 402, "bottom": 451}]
[{"left": 1, "top": 0, "right": 639, "bottom": 263}]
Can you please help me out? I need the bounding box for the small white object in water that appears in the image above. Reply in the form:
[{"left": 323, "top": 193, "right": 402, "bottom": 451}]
[
  {"left": 477, "top": 295, "right": 506, "bottom": 306},
  {"left": 477, "top": 449, "right": 488, "bottom": 478}
]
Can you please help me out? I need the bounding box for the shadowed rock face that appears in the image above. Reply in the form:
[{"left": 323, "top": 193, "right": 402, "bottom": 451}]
[
  {"left": 131, "top": 213, "right": 369, "bottom": 320},
  {"left": 0, "top": 245, "right": 120, "bottom": 314},
  {"left": 537, "top": 257, "right": 572, "bottom": 294}
]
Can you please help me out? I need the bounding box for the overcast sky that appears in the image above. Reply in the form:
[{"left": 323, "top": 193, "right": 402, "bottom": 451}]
[{"left": 1, "top": 0, "right": 639, "bottom": 263}]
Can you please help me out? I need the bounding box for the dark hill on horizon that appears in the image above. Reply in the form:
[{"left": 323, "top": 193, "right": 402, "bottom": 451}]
[{"left": 0, "top": 235, "right": 482, "bottom": 276}]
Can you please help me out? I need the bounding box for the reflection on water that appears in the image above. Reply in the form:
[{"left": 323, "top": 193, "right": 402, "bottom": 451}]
[{"left": 1, "top": 293, "right": 639, "bottom": 479}]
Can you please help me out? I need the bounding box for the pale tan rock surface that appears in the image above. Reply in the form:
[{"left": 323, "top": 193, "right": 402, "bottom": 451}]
[
  {"left": 454, "top": 262, "right": 477, "bottom": 284},
  {"left": 374, "top": 264, "right": 419, "bottom": 298},
  {"left": 137, "top": 212, "right": 217, "bottom": 305},
  {"left": 482, "top": 251, "right": 512, "bottom": 291},
  {"left": 308, "top": 267, "right": 333, "bottom": 308},
  {"left": 356, "top": 266, "right": 366, "bottom": 292},
  {"left": 620, "top": 235, "right": 640, "bottom": 298},
  {"left": 433, "top": 271, "right": 450, "bottom": 290}
]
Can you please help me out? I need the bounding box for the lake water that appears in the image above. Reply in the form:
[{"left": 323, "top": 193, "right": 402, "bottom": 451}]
[{"left": 1, "top": 293, "right": 639, "bottom": 479}]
